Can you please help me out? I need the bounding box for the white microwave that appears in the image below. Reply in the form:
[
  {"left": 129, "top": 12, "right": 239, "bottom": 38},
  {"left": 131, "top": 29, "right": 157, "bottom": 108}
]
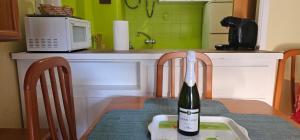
[{"left": 25, "top": 17, "right": 91, "bottom": 52}]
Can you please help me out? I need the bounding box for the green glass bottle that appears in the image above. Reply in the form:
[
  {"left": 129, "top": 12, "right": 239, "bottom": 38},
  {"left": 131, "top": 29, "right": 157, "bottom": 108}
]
[{"left": 178, "top": 51, "right": 200, "bottom": 136}]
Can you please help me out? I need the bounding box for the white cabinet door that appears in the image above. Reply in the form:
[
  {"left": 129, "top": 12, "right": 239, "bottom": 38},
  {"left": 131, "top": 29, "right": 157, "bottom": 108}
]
[{"left": 213, "top": 66, "right": 273, "bottom": 101}]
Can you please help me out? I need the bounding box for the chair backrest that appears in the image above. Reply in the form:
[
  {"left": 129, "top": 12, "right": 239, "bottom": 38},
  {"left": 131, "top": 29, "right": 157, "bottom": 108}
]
[
  {"left": 24, "top": 57, "right": 77, "bottom": 140},
  {"left": 274, "top": 49, "right": 300, "bottom": 112},
  {"left": 156, "top": 51, "right": 213, "bottom": 98}
]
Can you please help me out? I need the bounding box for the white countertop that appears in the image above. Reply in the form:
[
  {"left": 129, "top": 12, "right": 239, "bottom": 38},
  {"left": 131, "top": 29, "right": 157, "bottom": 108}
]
[{"left": 11, "top": 49, "right": 283, "bottom": 60}]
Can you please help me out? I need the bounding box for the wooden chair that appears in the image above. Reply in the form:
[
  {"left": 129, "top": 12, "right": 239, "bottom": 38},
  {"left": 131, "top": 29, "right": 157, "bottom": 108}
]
[
  {"left": 23, "top": 57, "right": 77, "bottom": 140},
  {"left": 156, "top": 51, "right": 213, "bottom": 98},
  {"left": 274, "top": 49, "right": 300, "bottom": 112}
]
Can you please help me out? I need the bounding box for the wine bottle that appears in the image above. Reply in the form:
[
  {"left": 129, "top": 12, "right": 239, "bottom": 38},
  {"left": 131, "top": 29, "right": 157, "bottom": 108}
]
[{"left": 178, "top": 51, "right": 200, "bottom": 136}]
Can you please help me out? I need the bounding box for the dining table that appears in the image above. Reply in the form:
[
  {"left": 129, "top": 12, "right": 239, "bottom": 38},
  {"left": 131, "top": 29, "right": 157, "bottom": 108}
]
[{"left": 80, "top": 96, "right": 300, "bottom": 140}]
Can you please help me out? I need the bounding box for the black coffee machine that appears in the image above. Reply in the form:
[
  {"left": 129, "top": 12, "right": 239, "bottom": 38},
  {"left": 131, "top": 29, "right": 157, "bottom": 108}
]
[{"left": 215, "top": 16, "right": 258, "bottom": 50}]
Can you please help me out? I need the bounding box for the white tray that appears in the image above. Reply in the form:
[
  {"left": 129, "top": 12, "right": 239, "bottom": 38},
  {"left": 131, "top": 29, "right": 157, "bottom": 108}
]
[{"left": 148, "top": 115, "right": 250, "bottom": 140}]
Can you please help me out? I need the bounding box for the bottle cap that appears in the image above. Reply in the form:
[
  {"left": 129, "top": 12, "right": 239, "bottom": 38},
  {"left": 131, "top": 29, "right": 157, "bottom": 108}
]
[{"left": 187, "top": 51, "right": 196, "bottom": 62}]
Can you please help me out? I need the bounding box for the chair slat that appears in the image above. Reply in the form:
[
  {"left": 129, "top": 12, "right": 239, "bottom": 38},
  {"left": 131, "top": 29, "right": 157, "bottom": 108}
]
[
  {"left": 180, "top": 58, "right": 186, "bottom": 87},
  {"left": 63, "top": 68, "right": 77, "bottom": 140},
  {"left": 170, "top": 59, "right": 176, "bottom": 98},
  {"left": 291, "top": 56, "right": 296, "bottom": 112},
  {"left": 24, "top": 86, "right": 40, "bottom": 140},
  {"left": 49, "top": 68, "right": 68, "bottom": 140},
  {"left": 203, "top": 64, "right": 213, "bottom": 99},
  {"left": 156, "top": 65, "right": 164, "bottom": 97},
  {"left": 40, "top": 72, "right": 58, "bottom": 140},
  {"left": 274, "top": 59, "right": 286, "bottom": 110},
  {"left": 58, "top": 66, "right": 77, "bottom": 140},
  {"left": 195, "top": 61, "right": 199, "bottom": 90},
  {"left": 57, "top": 67, "right": 71, "bottom": 127}
]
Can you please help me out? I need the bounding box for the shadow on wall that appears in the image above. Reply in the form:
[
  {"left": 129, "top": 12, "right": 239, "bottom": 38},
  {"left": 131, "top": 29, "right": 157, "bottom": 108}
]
[
  {"left": 273, "top": 43, "right": 300, "bottom": 51},
  {"left": 280, "top": 80, "right": 297, "bottom": 115}
]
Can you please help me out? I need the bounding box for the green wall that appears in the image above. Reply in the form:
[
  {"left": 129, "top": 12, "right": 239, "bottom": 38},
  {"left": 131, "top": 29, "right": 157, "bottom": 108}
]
[
  {"left": 62, "top": 0, "right": 205, "bottom": 49},
  {"left": 91, "top": 0, "right": 124, "bottom": 49},
  {"left": 125, "top": 2, "right": 204, "bottom": 49}
]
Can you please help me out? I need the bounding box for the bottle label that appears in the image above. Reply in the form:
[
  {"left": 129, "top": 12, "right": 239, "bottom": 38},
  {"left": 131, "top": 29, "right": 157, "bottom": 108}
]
[{"left": 179, "top": 108, "right": 199, "bottom": 132}]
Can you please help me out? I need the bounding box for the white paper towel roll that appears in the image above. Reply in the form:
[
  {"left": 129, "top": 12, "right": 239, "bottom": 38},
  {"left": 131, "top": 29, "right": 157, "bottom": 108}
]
[{"left": 113, "top": 20, "right": 129, "bottom": 51}]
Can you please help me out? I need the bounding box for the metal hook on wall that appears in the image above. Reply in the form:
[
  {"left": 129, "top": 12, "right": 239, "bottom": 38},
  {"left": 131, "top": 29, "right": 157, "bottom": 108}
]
[
  {"left": 146, "top": 0, "right": 155, "bottom": 18},
  {"left": 125, "top": 0, "right": 155, "bottom": 18},
  {"left": 125, "top": 0, "right": 141, "bottom": 9}
]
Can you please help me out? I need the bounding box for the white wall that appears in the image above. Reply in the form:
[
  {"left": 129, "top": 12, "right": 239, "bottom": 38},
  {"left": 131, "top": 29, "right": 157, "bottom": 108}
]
[
  {"left": 264, "top": 0, "right": 300, "bottom": 114},
  {"left": 0, "top": 0, "right": 27, "bottom": 127},
  {"left": 265, "top": 0, "right": 300, "bottom": 81},
  {"left": 266, "top": 0, "right": 300, "bottom": 51}
]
